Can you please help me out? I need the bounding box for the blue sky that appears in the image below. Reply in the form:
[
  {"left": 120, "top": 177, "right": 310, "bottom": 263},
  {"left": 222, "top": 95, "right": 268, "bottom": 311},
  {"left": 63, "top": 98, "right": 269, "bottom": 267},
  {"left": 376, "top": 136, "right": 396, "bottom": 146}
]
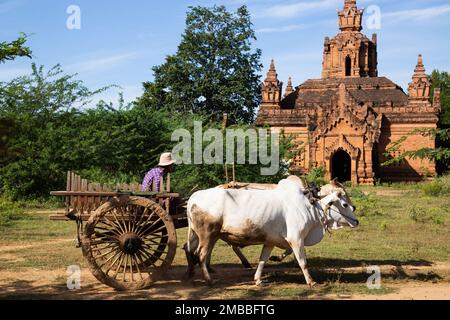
[{"left": 1, "top": 0, "right": 449, "bottom": 106}]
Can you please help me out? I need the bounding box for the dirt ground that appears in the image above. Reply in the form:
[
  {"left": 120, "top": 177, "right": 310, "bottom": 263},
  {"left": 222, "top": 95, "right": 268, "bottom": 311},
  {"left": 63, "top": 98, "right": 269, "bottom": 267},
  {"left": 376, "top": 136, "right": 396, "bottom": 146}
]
[
  {"left": 2, "top": 187, "right": 450, "bottom": 301},
  {"left": 1, "top": 261, "right": 450, "bottom": 300}
]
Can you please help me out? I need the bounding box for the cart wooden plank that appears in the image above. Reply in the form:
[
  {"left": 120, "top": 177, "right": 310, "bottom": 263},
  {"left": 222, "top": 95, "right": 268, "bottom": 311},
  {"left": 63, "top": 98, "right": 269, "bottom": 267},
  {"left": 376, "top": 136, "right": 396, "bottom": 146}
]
[{"left": 50, "top": 191, "right": 180, "bottom": 198}]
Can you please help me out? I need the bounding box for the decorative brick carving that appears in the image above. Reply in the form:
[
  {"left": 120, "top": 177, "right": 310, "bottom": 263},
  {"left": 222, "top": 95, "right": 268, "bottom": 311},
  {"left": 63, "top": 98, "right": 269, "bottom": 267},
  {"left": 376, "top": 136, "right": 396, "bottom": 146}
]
[
  {"left": 409, "top": 54, "right": 430, "bottom": 101},
  {"left": 322, "top": 0, "right": 377, "bottom": 79},
  {"left": 261, "top": 59, "right": 282, "bottom": 110},
  {"left": 255, "top": 0, "right": 440, "bottom": 184},
  {"left": 284, "top": 77, "right": 294, "bottom": 98}
]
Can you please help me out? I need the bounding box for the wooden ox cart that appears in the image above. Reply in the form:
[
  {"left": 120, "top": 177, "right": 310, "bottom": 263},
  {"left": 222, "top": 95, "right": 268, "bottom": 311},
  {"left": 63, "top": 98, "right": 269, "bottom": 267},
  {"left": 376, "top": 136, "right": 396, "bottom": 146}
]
[
  {"left": 50, "top": 171, "right": 188, "bottom": 291},
  {"left": 50, "top": 167, "right": 277, "bottom": 291}
]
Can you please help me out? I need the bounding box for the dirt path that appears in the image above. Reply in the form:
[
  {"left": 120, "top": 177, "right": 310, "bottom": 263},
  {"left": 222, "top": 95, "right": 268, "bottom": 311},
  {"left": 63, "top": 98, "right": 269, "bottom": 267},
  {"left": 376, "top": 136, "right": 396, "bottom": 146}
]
[
  {"left": 1, "top": 263, "right": 449, "bottom": 300},
  {"left": 351, "top": 283, "right": 450, "bottom": 300},
  {"left": 2, "top": 207, "right": 449, "bottom": 300},
  {"left": 0, "top": 239, "right": 74, "bottom": 253}
]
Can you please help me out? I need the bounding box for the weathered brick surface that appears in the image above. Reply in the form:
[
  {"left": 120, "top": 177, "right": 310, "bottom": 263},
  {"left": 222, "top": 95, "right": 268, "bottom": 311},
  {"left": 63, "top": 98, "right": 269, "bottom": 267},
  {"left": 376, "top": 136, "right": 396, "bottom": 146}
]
[{"left": 256, "top": 0, "right": 440, "bottom": 184}]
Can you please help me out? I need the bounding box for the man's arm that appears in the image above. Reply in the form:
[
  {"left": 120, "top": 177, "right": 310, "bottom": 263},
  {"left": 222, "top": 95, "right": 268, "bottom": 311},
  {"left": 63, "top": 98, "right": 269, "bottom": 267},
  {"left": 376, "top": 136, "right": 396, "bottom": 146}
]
[
  {"left": 141, "top": 172, "right": 153, "bottom": 192},
  {"left": 153, "top": 173, "right": 162, "bottom": 192},
  {"left": 141, "top": 169, "right": 163, "bottom": 192}
]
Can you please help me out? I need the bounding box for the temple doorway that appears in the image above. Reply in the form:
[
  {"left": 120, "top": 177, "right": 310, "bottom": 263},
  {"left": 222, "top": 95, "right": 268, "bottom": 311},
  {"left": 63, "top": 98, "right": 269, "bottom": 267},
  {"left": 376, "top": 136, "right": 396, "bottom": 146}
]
[
  {"left": 332, "top": 149, "right": 351, "bottom": 182},
  {"left": 345, "top": 56, "right": 352, "bottom": 76}
]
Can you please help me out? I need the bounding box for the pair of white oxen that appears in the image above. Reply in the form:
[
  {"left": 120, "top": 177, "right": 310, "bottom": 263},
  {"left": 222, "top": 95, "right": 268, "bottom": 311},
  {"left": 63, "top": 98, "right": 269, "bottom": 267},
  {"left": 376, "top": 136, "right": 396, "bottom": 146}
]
[{"left": 184, "top": 176, "right": 359, "bottom": 287}]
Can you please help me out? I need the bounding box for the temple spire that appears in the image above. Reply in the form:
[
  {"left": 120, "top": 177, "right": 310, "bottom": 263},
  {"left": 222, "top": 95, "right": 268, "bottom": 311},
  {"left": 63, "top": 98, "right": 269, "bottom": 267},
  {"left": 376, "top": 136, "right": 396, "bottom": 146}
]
[
  {"left": 338, "top": 0, "right": 364, "bottom": 32},
  {"left": 344, "top": 0, "right": 357, "bottom": 9},
  {"left": 323, "top": 0, "right": 377, "bottom": 79},
  {"left": 265, "top": 59, "right": 278, "bottom": 82},
  {"left": 261, "top": 59, "right": 282, "bottom": 108},
  {"left": 284, "top": 77, "right": 294, "bottom": 97},
  {"left": 414, "top": 54, "right": 426, "bottom": 75},
  {"left": 408, "top": 54, "right": 430, "bottom": 101}
]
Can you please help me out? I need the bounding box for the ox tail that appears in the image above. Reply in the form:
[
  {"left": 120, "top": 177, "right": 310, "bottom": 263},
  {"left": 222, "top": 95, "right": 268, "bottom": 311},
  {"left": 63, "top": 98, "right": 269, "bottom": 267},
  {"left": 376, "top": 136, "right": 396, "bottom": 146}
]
[
  {"left": 186, "top": 224, "right": 199, "bottom": 255},
  {"left": 185, "top": 200, "right": 200, "bottom": 261},
  {"left": 184, "top": 201, "right": 200, "bottom": 278}
]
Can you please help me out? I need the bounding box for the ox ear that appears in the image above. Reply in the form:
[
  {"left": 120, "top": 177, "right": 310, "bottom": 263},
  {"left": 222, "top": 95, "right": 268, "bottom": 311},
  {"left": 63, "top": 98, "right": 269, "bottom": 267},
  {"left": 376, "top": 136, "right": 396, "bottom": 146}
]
[{"left": 330, "top": 178, "right": 339, "bottom": 187}]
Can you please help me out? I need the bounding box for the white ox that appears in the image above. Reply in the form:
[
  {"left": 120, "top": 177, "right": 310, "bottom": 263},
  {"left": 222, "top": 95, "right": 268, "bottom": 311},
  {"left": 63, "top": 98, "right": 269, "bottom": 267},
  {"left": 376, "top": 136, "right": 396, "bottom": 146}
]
[{"left": 185, "top": 176, "right": 359, "bottom": 287}]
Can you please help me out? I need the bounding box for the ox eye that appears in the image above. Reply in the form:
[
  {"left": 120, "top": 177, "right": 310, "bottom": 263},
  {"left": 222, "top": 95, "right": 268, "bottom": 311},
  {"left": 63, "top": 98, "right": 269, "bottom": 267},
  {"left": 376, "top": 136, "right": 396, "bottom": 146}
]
[{"left": 342, "top": 203, "right": 349, "bottom": 208}]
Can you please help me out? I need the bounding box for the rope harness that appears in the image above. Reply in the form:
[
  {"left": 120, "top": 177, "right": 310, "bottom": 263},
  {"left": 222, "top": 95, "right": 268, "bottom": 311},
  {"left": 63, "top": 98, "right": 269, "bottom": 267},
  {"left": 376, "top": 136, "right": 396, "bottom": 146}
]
[
  {"left": 302, "top": 182, "right": 357, "bottom": 234},
  {"left": 315, "top": 202, "right": 332, "bottom": 234}
]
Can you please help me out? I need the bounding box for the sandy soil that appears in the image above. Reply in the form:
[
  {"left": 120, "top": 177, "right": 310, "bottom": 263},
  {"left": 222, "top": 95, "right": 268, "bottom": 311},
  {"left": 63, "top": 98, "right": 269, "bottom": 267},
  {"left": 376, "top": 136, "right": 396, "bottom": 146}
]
[{"left": 1, "top": 263, "right": 449, "bottom": 300}]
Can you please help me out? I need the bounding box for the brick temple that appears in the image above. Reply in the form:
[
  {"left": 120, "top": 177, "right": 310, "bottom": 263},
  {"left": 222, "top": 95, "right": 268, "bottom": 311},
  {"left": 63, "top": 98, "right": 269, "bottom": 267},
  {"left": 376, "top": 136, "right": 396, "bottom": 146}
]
[{"left": 255, "top": 0, "right": 441, "bottom": 184}]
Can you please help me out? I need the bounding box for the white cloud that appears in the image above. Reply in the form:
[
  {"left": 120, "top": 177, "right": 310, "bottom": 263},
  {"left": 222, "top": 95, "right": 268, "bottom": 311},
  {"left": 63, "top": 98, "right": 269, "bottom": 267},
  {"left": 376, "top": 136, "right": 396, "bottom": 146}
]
[
  {"left": 384, "top": 4, "right": 450, "bottom": 22},
  {"left": 256, "top": 24, "right": 306, "bottom": 33},
  {"left": 68, "top": 52, "right": 142, "bottom": 73},
  {"left": 255, "top": 0, "right": 340, "bottom": 19}
]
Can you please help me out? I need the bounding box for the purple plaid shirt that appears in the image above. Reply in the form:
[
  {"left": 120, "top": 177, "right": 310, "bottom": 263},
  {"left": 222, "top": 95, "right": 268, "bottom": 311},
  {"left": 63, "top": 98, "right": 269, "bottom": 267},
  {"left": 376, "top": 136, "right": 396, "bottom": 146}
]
[{"left": 141, "top": 167, "right": 165, "bottom": 192}]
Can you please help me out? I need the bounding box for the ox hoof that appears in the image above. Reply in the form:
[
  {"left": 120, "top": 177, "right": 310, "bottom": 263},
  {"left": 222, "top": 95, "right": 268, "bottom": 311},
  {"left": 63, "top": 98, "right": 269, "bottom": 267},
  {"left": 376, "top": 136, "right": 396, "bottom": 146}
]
[
  {"left": 182, "top": 273, "right": 195, "bottom": 282},
  {"left": 205, "top": 280, "right": 216, "bottom": 287},
  {"left": 308, "top": 281, "right": 317, "bottom": 288},
  {"left": 255, "top": 280, "right": 268, "bottom": 287},
  {"left": 207, "top": 267, "right": 216, "bottom": 274},
  {"left": 269, "top": 256, "right": 282, "bottom": 262}
]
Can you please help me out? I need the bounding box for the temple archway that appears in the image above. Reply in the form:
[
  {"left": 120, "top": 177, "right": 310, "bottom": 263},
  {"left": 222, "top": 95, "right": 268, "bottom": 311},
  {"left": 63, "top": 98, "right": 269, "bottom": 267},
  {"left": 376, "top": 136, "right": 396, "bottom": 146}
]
[
  {"left": 332, "top": 149, "right": 351, "bottom": 182},
  {"left": 345, "top": 56, "right": 352, "bottom": 77}
]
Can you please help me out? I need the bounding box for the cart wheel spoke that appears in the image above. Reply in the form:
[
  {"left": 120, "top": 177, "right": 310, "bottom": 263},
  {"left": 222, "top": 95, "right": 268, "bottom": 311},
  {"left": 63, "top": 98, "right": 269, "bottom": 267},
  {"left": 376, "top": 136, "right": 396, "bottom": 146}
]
[{"left": 81, "top": 196, "right": 177, "bottom": 291}]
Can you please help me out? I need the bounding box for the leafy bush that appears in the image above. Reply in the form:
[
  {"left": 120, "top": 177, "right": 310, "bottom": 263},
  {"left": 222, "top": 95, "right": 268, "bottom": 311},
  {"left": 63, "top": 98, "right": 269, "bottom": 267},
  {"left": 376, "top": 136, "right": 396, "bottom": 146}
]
[
  {"left": 0, "top": 64, "right": 292, "bottom": 199},
  {"left": 349, "top": 187, "right": 366, "bottom": 199},
  {"left": 421, "top": 175, "right": 450, "bottom": 197},
  {"left": 409, "top": 205, "right": 447, "bottom": 225},
  {"left": 422, "top": 180, "right": 443, "bottom": 197},
  {"left": 351, "top": 192, "right": 382, "bottom": 217},
  {"left": 0, "top": 197, "right": 25, "bottom": 227},
  {"left": 305, "top": 167, "right": 327, "bottom": 187},
  {"left": 439, "top": 175, "right": 450, "bottom": 194},
  {"left": 409, "top": 205, "right": 428, "bottom": 223}
]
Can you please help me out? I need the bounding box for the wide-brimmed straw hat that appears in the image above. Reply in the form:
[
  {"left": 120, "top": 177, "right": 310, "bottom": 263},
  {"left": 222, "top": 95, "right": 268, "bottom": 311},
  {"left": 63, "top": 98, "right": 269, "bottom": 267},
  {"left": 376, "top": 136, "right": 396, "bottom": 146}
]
[{"left": 158, "top": 152, "right": 176, "bottom": 167}]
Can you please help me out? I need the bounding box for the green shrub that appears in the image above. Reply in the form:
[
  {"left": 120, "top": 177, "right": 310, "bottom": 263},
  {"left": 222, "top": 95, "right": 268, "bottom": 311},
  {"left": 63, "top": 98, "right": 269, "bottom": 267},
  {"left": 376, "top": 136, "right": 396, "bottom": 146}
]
[
  {"left": 439, "top": 175, "right": 450, "bottom": 194},
  {"left": 379, "top": 222, "right": 388, "bottom": 231},
  {"left": 409, "top": 205, "right": 446, "bottom": 225},
  {"left": 422, "top": 180, "right": 443, "bottom": 197},
  {"left": 0, "top": 197, "right": 26, "bottom": 227},
  {"left": 352, "top": 192, "right": 382, "bottom": 217},
  {"left": 409, "top": 205, "right": 428, "bottom": 223},
  {"left": 305, "top": 167, "right": 327, "bottom": 187},
  {"left": 349, "top": 187, "right": 366, "bottom": 199},
  {"left": 420, "top": 175, "right": 450, "bottom": 197}
]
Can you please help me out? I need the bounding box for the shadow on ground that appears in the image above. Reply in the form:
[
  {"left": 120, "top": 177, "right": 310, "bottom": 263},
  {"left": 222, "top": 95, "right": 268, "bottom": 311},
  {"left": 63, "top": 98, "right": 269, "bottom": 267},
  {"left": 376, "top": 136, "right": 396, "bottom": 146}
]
[{"left": 0, "top": 258, "right": 443, "bottom": 300}]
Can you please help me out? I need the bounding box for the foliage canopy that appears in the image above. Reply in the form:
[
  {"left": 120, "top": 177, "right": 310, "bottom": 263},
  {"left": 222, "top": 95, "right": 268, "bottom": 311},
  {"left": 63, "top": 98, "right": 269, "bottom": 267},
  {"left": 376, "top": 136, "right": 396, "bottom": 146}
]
[{"left": 137, "top": 5, "right": 262, "bottom": 124}]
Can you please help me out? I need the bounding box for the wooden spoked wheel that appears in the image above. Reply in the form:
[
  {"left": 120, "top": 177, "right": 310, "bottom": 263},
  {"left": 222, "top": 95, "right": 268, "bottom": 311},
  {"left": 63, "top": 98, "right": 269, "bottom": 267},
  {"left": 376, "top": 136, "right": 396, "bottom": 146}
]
[{"left": 81, "top": 196, "right": 177, "bottom": 291}]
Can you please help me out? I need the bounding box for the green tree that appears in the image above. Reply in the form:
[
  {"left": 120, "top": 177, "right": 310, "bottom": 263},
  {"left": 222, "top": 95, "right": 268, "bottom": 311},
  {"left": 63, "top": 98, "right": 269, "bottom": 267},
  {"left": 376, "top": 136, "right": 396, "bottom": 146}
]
[
  {"left": 430, "top": 70, "right": 450, "bottom": 126},
  {"left": 0, "top": 33, "right": 32, "bottom": 63},
  {"left": 381, "top": 71, "right": 450, "bottom": 173},
  {"left": 137, "top": 5, "right": 262, "bottom": 124},
  {"left": 0, "top": 34, "right": 32, "bottom": 156},
  {"left": 0, "top": 64, "right": 110, "bottom": 198},
  {"left": 382, "top": 128, "right": 450, "bottom": 172}
]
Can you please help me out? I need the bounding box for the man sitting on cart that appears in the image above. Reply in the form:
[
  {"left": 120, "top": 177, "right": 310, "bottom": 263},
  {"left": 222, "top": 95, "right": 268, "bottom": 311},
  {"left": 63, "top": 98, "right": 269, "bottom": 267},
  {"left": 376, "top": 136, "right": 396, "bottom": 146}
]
[{"left": 141, "top": 152, "right": 175, "bottom": 192}]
